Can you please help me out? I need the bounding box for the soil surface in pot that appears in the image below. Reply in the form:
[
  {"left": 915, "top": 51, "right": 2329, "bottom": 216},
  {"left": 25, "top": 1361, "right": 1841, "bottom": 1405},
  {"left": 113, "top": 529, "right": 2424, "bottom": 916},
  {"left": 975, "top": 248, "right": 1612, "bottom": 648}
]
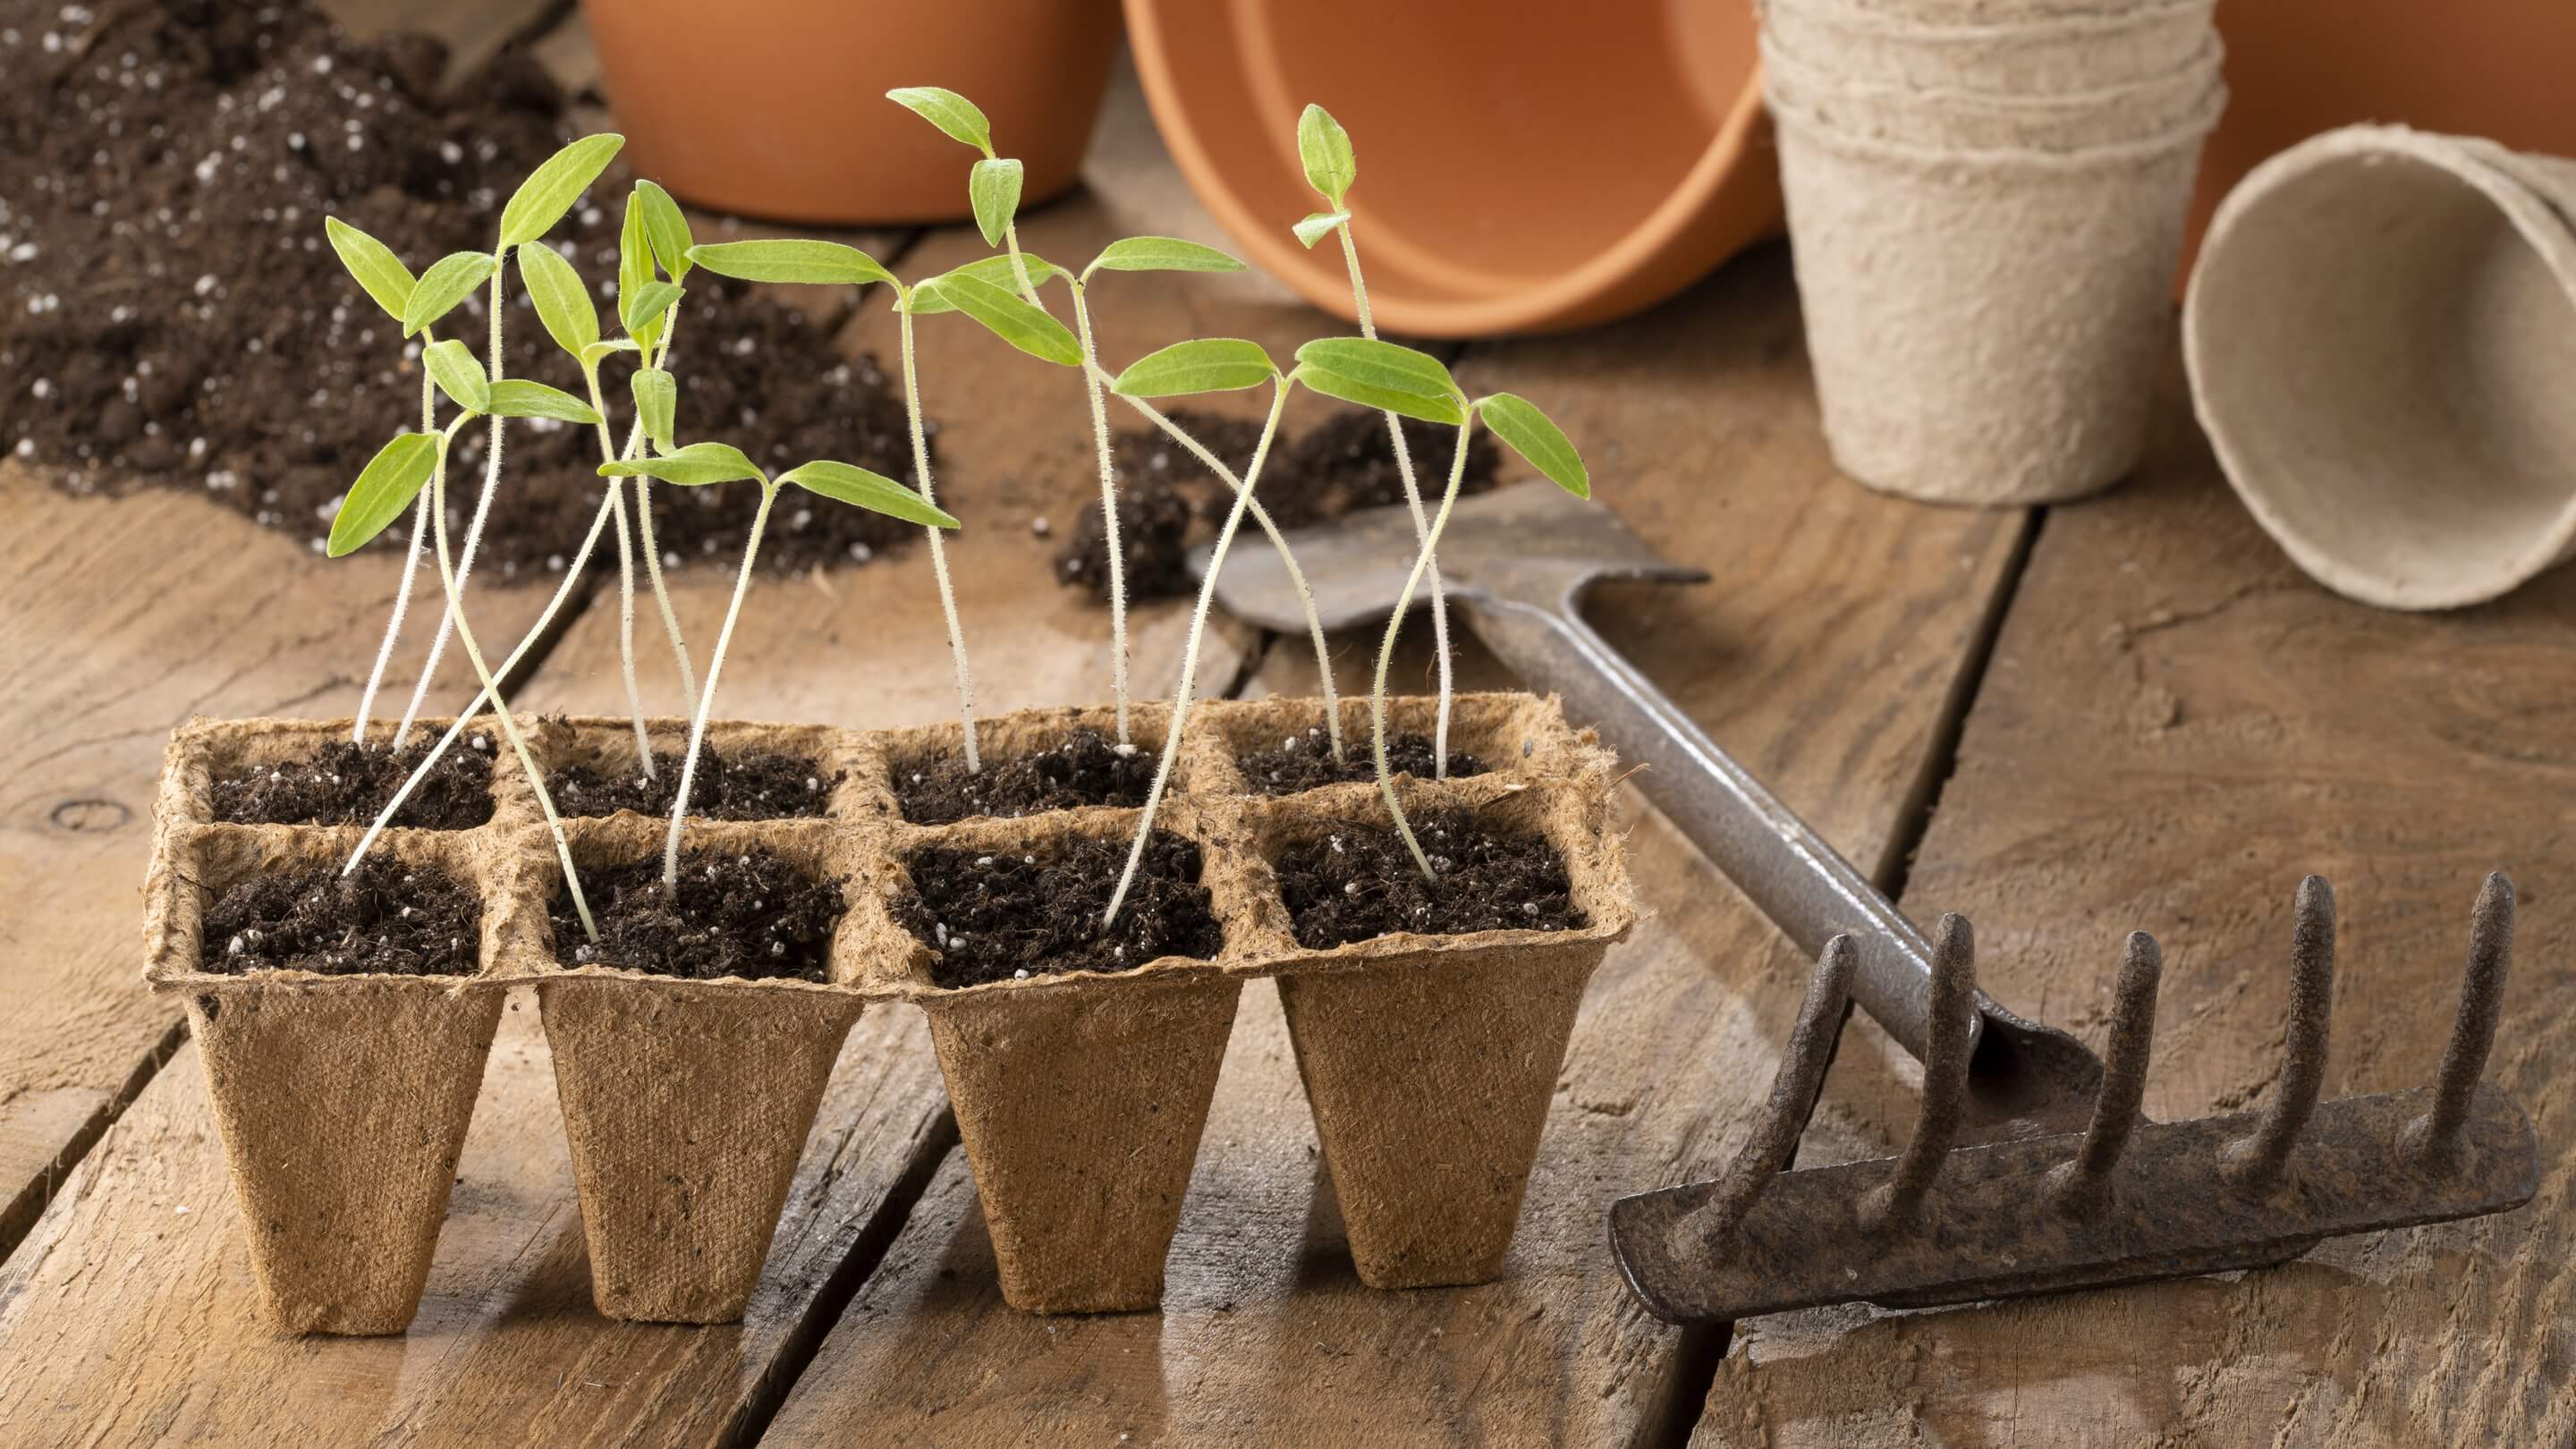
[
  {"left": 3, "top": 0, "right": 928, "bottom": 578},
  {"left": 1055, "top": 410, "right": 1502, "bottom": 605},
  {"left": 1236, "top": 725, "right": 1487, "bottom": 795},
  {"left": 897, "top": 830, "right": 1223, "bottom": 987},
  {"left": 210, "top": 733, "right": 495, "bottom": 829},
  {"left": 894, "top": 728, "right": 1154, "bottom": 825},
  {"left": 552, "top": 848, "right": 844, "bottom": 982},
  {"left": 1277, "top": 809, "right": 1585, "bottom": 948},
  {"left": 201, "top": 855, "right": 480, "bottom": 976},
  {"left": 548, "top": 747, "right": 840, "bottom": 820}
]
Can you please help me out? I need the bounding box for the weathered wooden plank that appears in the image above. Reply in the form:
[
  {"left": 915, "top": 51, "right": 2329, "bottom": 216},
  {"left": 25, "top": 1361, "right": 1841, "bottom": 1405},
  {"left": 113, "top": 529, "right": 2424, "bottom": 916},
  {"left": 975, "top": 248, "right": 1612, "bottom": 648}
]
[
  {"left": 1703, "top": 376, "right": 2576, "bottom": 1446},
  {"left": 768, "top": 246, "right": 2034, "bottom": 1447},
  {"left": 0, "top": 467, "right": 555, "bottom": 1257}
]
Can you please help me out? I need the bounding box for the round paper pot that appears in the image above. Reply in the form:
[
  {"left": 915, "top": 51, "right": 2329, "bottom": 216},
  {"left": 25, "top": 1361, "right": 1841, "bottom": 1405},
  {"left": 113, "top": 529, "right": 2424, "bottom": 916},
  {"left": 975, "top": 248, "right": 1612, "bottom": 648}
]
[
  {"left": 1774, "top": 104, "right": 2215, "bottom": 504},
  {"left": 2184, "top": 125, "right": 2576, "bottom": 609},
  {"left": 1760, "top": 0, "right": 2215, "bottom": 94},
  {"left": 1760, "top": 33, "right": 2222, "bottom": 153}
]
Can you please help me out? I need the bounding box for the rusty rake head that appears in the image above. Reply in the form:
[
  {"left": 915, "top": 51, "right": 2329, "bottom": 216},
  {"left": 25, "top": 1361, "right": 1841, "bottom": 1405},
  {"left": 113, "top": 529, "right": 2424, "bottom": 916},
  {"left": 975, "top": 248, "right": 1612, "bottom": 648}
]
[{"left": 1611, "top": 874, "right": 2538, "bottom": 1324}]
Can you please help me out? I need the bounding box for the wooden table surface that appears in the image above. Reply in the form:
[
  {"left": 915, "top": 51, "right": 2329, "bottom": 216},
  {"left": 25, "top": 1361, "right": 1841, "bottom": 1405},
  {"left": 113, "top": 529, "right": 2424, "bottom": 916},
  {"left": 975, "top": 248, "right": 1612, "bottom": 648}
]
[{"left": 0, "top": 7, "right": 2565, "bottom": 1446}]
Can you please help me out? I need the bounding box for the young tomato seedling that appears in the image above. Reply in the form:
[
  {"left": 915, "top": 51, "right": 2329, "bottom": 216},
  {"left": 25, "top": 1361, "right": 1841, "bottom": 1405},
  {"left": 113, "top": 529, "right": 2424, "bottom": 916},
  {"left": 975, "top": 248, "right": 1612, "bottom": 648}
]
[{"left": 600, "top": 442, "right": 958, "bottom": 884}]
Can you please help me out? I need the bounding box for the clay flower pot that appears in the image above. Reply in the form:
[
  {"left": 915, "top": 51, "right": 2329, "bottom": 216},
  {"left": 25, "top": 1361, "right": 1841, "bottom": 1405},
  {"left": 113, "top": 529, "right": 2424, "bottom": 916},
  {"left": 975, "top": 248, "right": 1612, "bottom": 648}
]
[
  {"left": 145, "top": 717, "right": 530, "bottom": 1335},
  {"left": 2184, "top": 126, "right": 2576, "bottom": 609},
  {"left": 526, "top": 716, "right": 873, "bottom": 1324},
  {"left": 582, "top": 0, "right": 1122, "bottom": 225}
]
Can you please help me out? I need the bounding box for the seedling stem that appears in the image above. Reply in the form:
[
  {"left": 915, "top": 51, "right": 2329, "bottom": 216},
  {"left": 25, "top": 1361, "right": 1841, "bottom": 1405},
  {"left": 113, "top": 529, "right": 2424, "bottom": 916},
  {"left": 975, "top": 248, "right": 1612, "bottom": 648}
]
[
  {"left": 663, "top": 479, "right": 776, "bottom": 885},
  {"left": 1067, "top": 282, "right": 1133, "bottom": 747},
  {"left": 899, "top": 297, "right": 982, "bottom": 772},
  {"left": 352, "top": 350, "right": 438, "bottom": 745},
  {"left": 393, "top": 261, "right": 509, "bottom": 749},
  {"left": 1372, "top": 418, "right": 1479, "bottom": 880}
]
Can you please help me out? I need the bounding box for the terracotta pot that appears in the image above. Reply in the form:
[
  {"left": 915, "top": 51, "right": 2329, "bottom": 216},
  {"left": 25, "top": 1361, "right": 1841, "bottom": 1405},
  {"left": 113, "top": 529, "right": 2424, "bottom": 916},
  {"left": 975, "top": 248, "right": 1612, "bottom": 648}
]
[
  {"left": 2185, "top": 126, "right": 2576, "bottom": 610},
  {"left": 582, "top": 0, "right": 1122, "bottom": 225},
  {"left": 1123, "top": 0, "right": 1779, "bottom": 336}
]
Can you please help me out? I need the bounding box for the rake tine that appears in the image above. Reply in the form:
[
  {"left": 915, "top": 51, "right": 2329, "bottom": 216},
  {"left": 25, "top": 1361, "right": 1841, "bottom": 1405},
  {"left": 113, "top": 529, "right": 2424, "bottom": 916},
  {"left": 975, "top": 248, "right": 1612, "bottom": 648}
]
[
  {"left": 1687, "top": 935, "right": 1857, "bottom": 1242},
  {"left": 2048, "top": 930, "right": 2162, "bottom": 1216},
  {"left": 2228, "top": 875, "right": 2335, "bottom": 1188},
  {"left": 1860, "top": 912, "right": 1974, "bottom": 1231},
  {"left": 2404, "top": 872, "right": 2515, "bottom": 1170}
]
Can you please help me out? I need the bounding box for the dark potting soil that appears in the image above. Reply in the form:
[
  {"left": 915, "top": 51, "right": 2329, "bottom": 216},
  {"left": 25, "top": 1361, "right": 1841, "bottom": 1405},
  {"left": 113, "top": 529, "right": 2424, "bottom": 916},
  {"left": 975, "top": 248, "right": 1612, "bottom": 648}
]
[
  {"left": 1234, "top": 724, "right": 1487, "bottom": 795},
  {"left": 3, "top": 0, "right": 928, "bottom": 578},
  {"left": 893, "top": 727, "right": 1155, "bottom": 825},
  {"left": 201, "top": 854, "right": 479, "bottom": 976},
  {"left": 896, "top": 830, "right": 1223, "bottom": 988},
  {"left": 209, "top": 733, "right": 495, "bottom": 829},
  {"left": 1276, "top": 808, "right": 1584, "bottom": 948},
  {"left": 548, "top": 748, "right": 840, "bottom": 820},
  {"left": 1055, "top": 409, "right": 1502, "bottom": 605},
  {"left": 552, "top": 848, "right": 844, "bottom": 982}
]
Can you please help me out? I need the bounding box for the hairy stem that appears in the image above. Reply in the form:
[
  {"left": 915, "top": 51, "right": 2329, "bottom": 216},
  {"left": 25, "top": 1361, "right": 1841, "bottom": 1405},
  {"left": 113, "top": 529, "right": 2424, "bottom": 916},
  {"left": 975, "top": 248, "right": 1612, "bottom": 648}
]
[
  {"left": 394, "top": 258, "right": 511, "bottom": 748},
  {"left": 901, "top": 300, "right": 979, "bottom": 771},
  {"left": 1069, "top": 284, "right": 1131, "bottom": 747},
  {"left": 634, "top": 305, "right": 696, "bottom": 706},
  {"left": 607, "top": 479, "right": 651, "bottom": 770},
  {"left": 428, "top": 424, "right": 596, "bottom": 939},
  {"left": 664, "top": 480, "right": 776, "bottom": 886},
  {"left": 1104, "top": 386, "right": 1344, "bottom": 758},
  {"left": 353, "top": 354, "right": 441, "bottom": 745},
  {"left": 1103, "top": 380, "right": 1292, "bottom": 928},
  {"left": 1001, "top": 217, "right": 1042, "bottom": 305},
  {"left": 1373, "top": 416, "right": 1477, "bottom": 880},
  {"left": 344, "top": 492, "right": 617, "bottom": 873},
  {"left": 1336, "top": 223, "right": 1453, "bottom": 775}
]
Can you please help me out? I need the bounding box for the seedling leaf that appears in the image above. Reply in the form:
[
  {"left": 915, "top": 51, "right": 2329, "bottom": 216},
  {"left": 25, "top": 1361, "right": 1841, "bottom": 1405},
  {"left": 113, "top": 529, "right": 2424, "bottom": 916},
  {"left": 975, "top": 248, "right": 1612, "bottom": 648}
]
[
  {"left": 1089, "top": 236, "right": 1246, "bottom": 275},
  {"left": 497, "top": 133, "right": 624, "bottom": 248},
  {"left": 487, "top": 378, "right": 602, "bottom": 424},
  {"left": 969, "top": 157, "right": 1023, "bottom": 248},
  {"left": 622, "top": 279, "right": 684, "bottom": 339},
  {"left": 423, "top": 337, "right": 491, "bottom": 413},
  {"left": 1292, "top": 210, "right": 1350, "bottom": 249},
  {"left": 599, "top": 440, "right": 764, "bottom": 487},
  {"left": 887, "top": 86, "right": 991, "bottom": 152},
  {"left": 517, "top": 242, "right": 599, "bottom": 360},
  {"left": 402, "top": 250, "right": 496, "bottom": 336},
  {"left": 631, "top": 368, "right": 677, "bottom": 453},
  {"left": 686, "top": 239, "right": 895, "bottom": 289},
  {"left": 1478, "top": 392, "right": 1589, "bottom": 497},
  {"left": 913, "top": 271, "right": 1080, "bottom": 366},
  {"left": 1297, "top": 104, "right": 1356, "bottom": 203},
  {"left": 618, "top": 204, "right": 663, "bottom": 352},
  {"left": 634, "top": 179, "right": 695, "bottom": 280},
  {"left": 324, "top": 217, "right": 416, "bottom": 324},
  {"left": 906, "top": 254, "right": 1061, "bottom": 313},
  {"left": 1291, "top": 336, "right": 1464, "bottom": 426},
  {"left": 778, "top": 460, "right": 960, "bottom": 529},
  {"left": 1111, "top": 338, "right": 1277, "bottom": 398},
  {"left": 327, "top": 432, "right": 439, "bottom": 556},
  {"left": 580, "top": 338, "right": 642, "bottom": 363}
]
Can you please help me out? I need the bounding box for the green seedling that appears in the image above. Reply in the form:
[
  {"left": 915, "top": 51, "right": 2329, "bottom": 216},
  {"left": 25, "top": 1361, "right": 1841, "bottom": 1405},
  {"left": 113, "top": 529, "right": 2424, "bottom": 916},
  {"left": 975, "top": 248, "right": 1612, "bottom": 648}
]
[
  {"left": 1292, "top": 104, "right": 1457, "bottom": 774},
  {"left": 601, "top": 443, "right": 957, "bottom": 884},
  {"left": 1291, "top": 335, "right": 1590, "bottom": 880},
  {"left": 894, "top": 87, "right": 1350, "bottom": 761}
]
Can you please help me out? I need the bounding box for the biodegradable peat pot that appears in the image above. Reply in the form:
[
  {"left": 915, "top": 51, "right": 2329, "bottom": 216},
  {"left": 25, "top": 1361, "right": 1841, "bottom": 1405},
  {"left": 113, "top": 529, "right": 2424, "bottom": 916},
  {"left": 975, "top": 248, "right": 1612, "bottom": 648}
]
[
  {"left": 1758, "top": 32, "right": 2224, "bottom": 153},
  {"left": 144, "top": 718, "right": 527, "bottom": 1335},
  {"left": 1772, "top": 89, "right": 2221, "bottom": 504},
  {"left": 528, "top": 717, "right": 872, "bottom": 1324},
  {"left": 1759, "top": 0, "right": 2216, "bottom": 93},
  {"left": 2184, "top": 126, "right": 2576, "bottom": 609}
]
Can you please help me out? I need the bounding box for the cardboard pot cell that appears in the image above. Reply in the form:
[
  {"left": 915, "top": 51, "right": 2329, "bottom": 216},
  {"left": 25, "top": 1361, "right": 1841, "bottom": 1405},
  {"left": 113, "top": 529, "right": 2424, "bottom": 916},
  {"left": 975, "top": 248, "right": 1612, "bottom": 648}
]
[
  {"left": 144, "top": 718, "right": 530, "bottom": 1335},
  {"left": 531, "top": 793, "right": 872, "bottom": 1324},
  {"left": 1773, "top": 96, "right": 2217, "bottom": 504},
  {"left": 1758, "top": 0, "right": 2216, "bottom": 95},
  {"left": 1759, "top": 32, "right": 2224, "bottom": 154},
  {"left": 2184, "top": 125, "right": 2576, "bottom": 609},
  {"left": 1250, "top": 767, "right": 1637, "bottom": 1288}
]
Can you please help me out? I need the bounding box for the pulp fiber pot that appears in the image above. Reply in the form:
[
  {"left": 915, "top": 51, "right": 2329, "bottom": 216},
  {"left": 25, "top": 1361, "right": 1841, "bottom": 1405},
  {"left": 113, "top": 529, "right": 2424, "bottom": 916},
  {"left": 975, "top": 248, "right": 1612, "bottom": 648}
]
[
  {"left": 144, "top": 718, "right": 525, "bottom": 1335},
  {"left": 1759, "top": 32, "right": 2224, "bottom": 152},
  {"left": 530, "top": 717, "right": 871, "bottom": 1324},
  {"left": 1771, "top": 92, "right": 2220, "bottom": 504},
  {"left": 581, "top": 0, "right": 1121, "bottom": 225},
  {"left": 1758, "top": 0, "right": 2217, "bottom": 93},
  {"left": 2184, "top": 125, "right": 2576, "bottom": 609}
]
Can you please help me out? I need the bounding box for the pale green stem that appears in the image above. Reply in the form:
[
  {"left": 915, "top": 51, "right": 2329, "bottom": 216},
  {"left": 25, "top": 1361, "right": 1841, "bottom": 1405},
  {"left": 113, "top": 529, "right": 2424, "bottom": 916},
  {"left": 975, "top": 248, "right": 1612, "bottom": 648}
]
[
  {"left": 664, "top": 480, "right": 776, "bottom": 886},
  {"left": 900, "top": 300, "right": 979, "bottom": 771},
  {"left": 1337, "top": 222, "right": 1453, "bottom": 775},
  {"left": 428, "top": 419, "right": 596, "bottom": 939},
  {"left": 394, "top": 258, "right": 511, "bottom": 749},
  {"left": 1373, "top": 415, "right": 1477, "bottom": 880},
  {"left": 606, "top": 479, "right": 650, "bottom": 769},
  {"left": 1001, "top": 217, "right": 1041, "bottom": 305},
  {"left": 632, "top": 306, "right": 696, "bottom": 707},
  {"left": 343, "top": 492, "right": 617, "bottom": 874},
  {"left": 1068, "top": 282, "right": 1131, "bottom": 747},
  {"left": 353, "top": 353, "right": 438, "bottom": 745},
  {"left": 1102, "top": 380, "right": 1292, "bottom": 928}
]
